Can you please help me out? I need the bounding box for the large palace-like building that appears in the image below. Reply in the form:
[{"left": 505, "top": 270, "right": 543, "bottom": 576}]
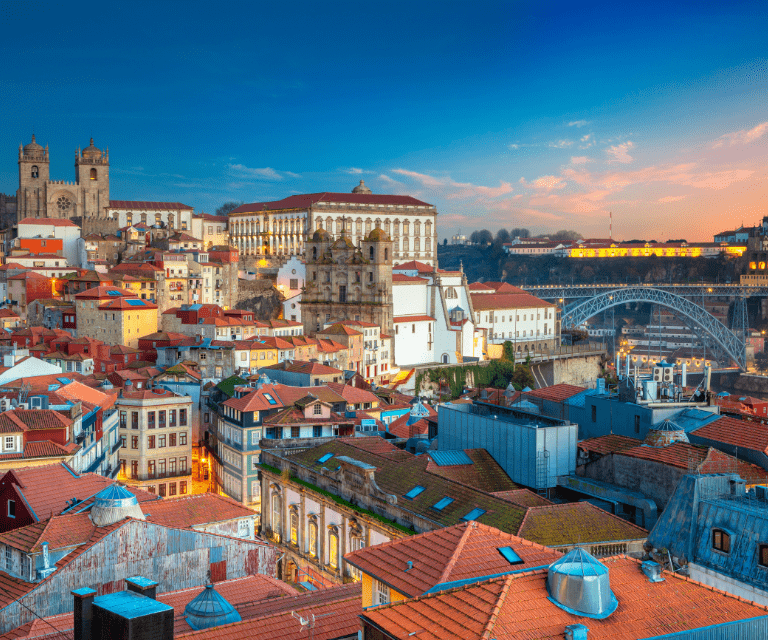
[
  {"left": 228, "top": 180, "right": 438, "bottom": 265},
  {"left": 16, "top": 135, "right": 110, "bottom": 222}
]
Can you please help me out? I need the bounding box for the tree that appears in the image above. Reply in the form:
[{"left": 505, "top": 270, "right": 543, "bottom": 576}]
[
  {"left": 443, "top": 238, "right": 448, "bottom": 246},
  {"left": 510, "top": 228, "right": 531, "bottom": 239},
  {"left": 549, "top": 229, "right": 583, "bottom": 243},
  {"left": 495, "top": 229, "right": 511, "bottom": 245},
  {"left": 501, "top": 341, "right": 516, "bottom": 363},
  {"left": 470, "top": 229, "right": 493, "bottom": 245},
  {"left": 216, "top": 201, "right": 243, "bottom": 216}
]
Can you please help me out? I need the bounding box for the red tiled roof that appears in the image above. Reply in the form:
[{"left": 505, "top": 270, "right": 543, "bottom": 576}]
[
  {"left": 490, "top": 489, "right": 553, "bottom": 508},
  {"left": 73, "top": 285, "right": 131, "bottom": 300},
  {"left": 262, "top": 360, "right": 343, "bottom": 375},
  {"left": 470, "top": 292, "right": 554, "bottom": 311},
  {"left": 361, "top": 556, "right": 768, "bottom": 640},
  {"left": 393, "top": 260, "right": 436, "bottom": 273},
  {"left": 108, "top": 201, "right": 193, "bottom": 210},
  {"left": 0, "top": 409, "right": 72, "bottom": 431},
  {"left": 393, "top": 315, "right": 435, "bottom": 323},
  {"left": 18, "top": 218, "right": 79, "bottom": 228},
  {"left": 616, "top": 442, "right": 768, "bottom": 483},
  {"left": 517, "top": 502, "right": 647, "bottom": 546},
  {"left": 316, "top": 323, "right": 362, "bottom": 336},
  {"left": 325, "top": 382, "right": 380, "bottom": 404},
  {"left": 522, "top": 383, "right": 586, "bottom": 403},
  {"left": 577, "top": 434, "right": 641, "bottom": 456},
  {"left": 691, "top": 415, "right": 768, "bottom": 455},
  {"left": 344, "top": 521, "right": 561, "bottom": 599},
  {"left": 143, "top": 494, "right": 255, "bottom": 529},
  {"left": 388, "top": 416, "right": 430, "bottom": 439},
  {"left": 22, "top": 441, "right": 78, "bottom": 459},
  {"left": 392, "top": 273, "right": 428, "bottom": 283},
  {"left": 231, "top": 193, "right": 432, "bottom": 214},
  {"left": 0, "top": 513, "right": 96, "bottom": 553}
]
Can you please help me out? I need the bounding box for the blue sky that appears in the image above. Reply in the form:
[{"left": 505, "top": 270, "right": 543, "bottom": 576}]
[{"left": 2, "top": 1, "right": 767, "bottom": 241}]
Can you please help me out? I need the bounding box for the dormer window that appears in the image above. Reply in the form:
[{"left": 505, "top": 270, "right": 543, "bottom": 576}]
[
  {"left": 713, "top": 529, "right": 731, "bottom": 553},
  {"left": 759, "top": 545, "right": 768, "bottom": 567}
]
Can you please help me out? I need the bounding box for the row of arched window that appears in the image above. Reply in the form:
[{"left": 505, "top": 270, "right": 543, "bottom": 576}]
[{"left": 314, "top": 217, "right": 433, "bottom": 238}]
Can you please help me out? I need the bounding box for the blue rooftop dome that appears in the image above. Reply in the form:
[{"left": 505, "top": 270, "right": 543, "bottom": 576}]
[
  {"left": 546, "top": 548, "right": 618, "bottom": 619},
  {"left": 184, "top": 584, "right": 242, "bottom": 630},
  {"left": 90, "top": 485, "right": 145, "bottom": 526}
]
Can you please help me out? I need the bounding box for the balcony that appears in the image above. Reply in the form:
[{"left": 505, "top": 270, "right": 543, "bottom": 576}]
[
  {"left": 84, "top": 452, "right": 106, "bottom": 474},
  {"left": 111, "top": 440, "right": 123, "bottom": 454}
]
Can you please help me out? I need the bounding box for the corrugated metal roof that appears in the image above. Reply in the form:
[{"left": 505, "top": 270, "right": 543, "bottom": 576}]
[{"left": 429, "top": 450, "right": 473, "bottom": 466}]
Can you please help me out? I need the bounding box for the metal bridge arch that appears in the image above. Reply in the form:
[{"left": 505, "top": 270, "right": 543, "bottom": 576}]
[{"left": 561, "top": 287, "right": 746, "bottom": 370}]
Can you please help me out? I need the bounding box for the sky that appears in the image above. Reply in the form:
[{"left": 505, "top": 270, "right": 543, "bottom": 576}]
[{"left": 1, "top": 0, "right": 767, "bottom": 242}]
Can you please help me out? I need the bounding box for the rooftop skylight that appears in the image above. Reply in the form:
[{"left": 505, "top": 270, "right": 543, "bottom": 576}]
[
  {"left": 461, "top": 508, "right": 486, "bottom": 522},
  {"left": 432, "top": 496, "right": 454, "bottom": 511},
  {"left": 498, "top": 546, "right": 524, "bottom": 564},
  {"left": 404, "top": 485, "right": 426, "bottom": 500},
  {"left": 318, "top": 453, "right": 334, "bottom": 464}
]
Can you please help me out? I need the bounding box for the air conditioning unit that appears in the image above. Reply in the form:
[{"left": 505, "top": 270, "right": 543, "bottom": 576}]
[
  {"left": 653, "top": 367, "right": 663, "bottom": 382},
  {"left": 663, "top": 367, "right": 674, "bottom": 382}
]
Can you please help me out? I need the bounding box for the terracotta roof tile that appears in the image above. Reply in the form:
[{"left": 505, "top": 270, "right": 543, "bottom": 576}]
[
  {"left": 522, "top": 384, "right": 586, "bottom": 402},
  {"left": 143, "top": 494, "right": 255, "bottom": 529},
  {"left": 471, "top": 292, "right": 555, "bottom": 311},
  {"left": 232, "top": 192, "right": 431, "bottom": 213},
  {"left": 361, "top": 557, "right": 768, "bottom": 640},
  {"left": 490, "top": 489, "right": 553, "bottom": 508},
  {"left": 344, "top": 521, "right": 561, "bottom": 598},
  {"left": 691, "top": 415, "right": 768, "bottom": 455},
  {"left": 577, "top": 434, "right": 641, "bottom": 456},
  {"left": 517, "top": 502, "right": 647, "bottom": 547}
]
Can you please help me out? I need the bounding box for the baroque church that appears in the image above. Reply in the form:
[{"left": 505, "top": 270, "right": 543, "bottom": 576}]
[{"left": 16, "top": 135, "right": 110, "bottom": 223}]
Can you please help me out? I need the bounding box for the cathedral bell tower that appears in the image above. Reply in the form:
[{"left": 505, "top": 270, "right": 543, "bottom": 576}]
[
  {"left": 75, "top": 138, "right": 110, "bottom": 218},
  {"left": 17, "top": 134, "right": 50, "bottom": 220}
]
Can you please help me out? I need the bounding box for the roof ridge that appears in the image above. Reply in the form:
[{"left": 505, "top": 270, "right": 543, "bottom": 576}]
[
  {"left": 436, "top": 522, "right": 474, "bottom": 585},
  {"left": 481, "top": 573, "right": 515, "bottom": 640}
]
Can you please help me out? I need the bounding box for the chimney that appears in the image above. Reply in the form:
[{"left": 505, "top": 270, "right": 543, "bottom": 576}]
[
  {"left": 72, "top": 587, "right": 97, "bottom": 640},
  {"left": 565, "top": 624, "right": 589, "bottom": 640},
  {"left": 38, "top": 541, "right": 56, "bottom": 579},
  {"left": 126, "top": 576, "right": 158, "bottom": 599}
]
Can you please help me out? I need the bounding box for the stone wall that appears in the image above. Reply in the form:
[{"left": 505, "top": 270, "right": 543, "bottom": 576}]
[{"left": 236, "top": 279, "right": 284, "bottom": 321}]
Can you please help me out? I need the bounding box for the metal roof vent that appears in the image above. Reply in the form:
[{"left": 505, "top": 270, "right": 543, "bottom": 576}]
[
  {"left": 90, "top": 485, "right": 146, "bottom": 526},
  {"left": 546, "top": 548, "right": 618, "bottom": 619},
  {"left": 641, "top": 560, "right": 665, "bottom": 583},
  {"left": 184, "top": 584, "right": 242, "bottom": 630}
]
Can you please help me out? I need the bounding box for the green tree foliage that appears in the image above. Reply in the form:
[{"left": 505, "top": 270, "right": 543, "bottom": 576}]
[
  {"left": 215, "top": 201, "right": 243, "bottom": 216},
  {"left": 501, "top": 340, "right": 516, "bottom": 363}
]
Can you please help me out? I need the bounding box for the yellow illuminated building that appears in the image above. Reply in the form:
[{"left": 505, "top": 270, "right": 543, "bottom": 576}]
[{"left": 567, "top": 242, "right": 745, "bottom": 259}]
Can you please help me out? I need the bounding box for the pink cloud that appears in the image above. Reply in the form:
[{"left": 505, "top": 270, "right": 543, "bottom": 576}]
[
  {"left": 658, "top": 195, "right": 687, "bottom": 203},
  {"left": 605, "top": 141, "right": 634, "bottom": 164},
  {"left": 712, "top": 122, "right": 768, "bottom": 148},
  {"left": 570, "top": 156, "right": 592, "bottom": 165},
  {"left": 392, "top": 168, "right": 512, "bottom": 200}
]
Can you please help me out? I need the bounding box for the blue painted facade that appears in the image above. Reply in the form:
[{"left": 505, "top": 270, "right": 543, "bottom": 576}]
[{"left": 648, "top": 473, "right": 768, "bottom": 606}]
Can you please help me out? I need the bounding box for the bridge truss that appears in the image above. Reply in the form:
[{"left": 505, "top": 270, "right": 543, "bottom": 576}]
[{"left": 560, "top": 287, "right": 747, "bottom": 370}]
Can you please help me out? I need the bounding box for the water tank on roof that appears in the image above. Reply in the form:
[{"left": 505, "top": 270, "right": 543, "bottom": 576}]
[
  {"left": 184, "top": 584, "right": 242, "bottom": 630},
  {"left": 89, "top": 485, "right": 146, "bottom": 527},
  {"left": 546, "top": 548, "right": 617, "bottom": 619}
]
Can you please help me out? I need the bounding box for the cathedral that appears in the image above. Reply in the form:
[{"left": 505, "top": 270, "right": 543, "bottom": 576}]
[{"left": 16, "top": 135, "right": 110, "bottom": 222}]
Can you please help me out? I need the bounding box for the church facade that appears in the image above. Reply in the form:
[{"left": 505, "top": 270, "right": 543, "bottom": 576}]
[{"left": 16, "top": 135, "right": 110, "bottom": 222}]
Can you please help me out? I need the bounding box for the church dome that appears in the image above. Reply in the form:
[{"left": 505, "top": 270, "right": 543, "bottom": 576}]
[
  {"left": 311, "top": 227, "right": 331, "bottom": 242},
  {"left": 23, "top": 135, "right": 44, "bottom": 153},
  {"left": 184, "top": 584, "right": 242, "bottom": 630},
  {"left": 89, "top": 485, "right": 146, "bottom": 526},
  {"left": 81, "top": 138, "right": 103, "bottom": 160},
  {"left": 366, "top": 228, "right": 390, "bottom": 242},
  {"left": 352, "top": 180, "right": 372, "bottom": 194}
]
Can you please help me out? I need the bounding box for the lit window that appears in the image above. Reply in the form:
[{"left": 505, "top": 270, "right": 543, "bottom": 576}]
[
  {"left": 329, "top": 532, "right": 339, "bottom": 569},
  {"left": 713, "top": 529, "right": 731, "bottom": 553},
  {"left": 290, "top": 512, "right": 298, "bottom": 546}
]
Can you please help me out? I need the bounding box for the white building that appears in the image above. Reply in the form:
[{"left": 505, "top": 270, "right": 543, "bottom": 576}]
[
  {"left": 470, "top": 282, "right": 559, "bottom": 355},
  {"left": 191, "top": 213, "right": 229, "bottom": 249},
  {"left": 276, "top": 255, "right": 305, "bottom": 300},
  {"left": 391, "top": 261, "right": 485, "bottom": 365},
  {"left": 17, "top": 217, "right": 81, "bottom": 267},
  {"left": 229, "top": 182, "right": 438, "bottom": 265},
  {"left": 105, "top": 201, "right": 194, "bottom": 231}
]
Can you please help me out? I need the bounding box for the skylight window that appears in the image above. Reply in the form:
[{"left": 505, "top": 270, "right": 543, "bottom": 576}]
[
  {"left": 263, "top": 393, "right": 277, "bottom": 405},
  {"left": 498, "top": 546, "right": 524, "bottom": 565},
  {"left": 404, "top": 486, "right": 426, "bottom": 500},
  {"left": 432, "top": 497, "right": 454, "bottom": 511},
  {"left": 461, "top": 508, "right": 486, "bottom": 522},
  {"left": 318, "top": 453, "right": 334, "bottom": 464}
]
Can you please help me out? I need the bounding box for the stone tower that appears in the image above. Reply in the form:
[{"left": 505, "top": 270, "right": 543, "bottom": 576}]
[
  {"left": 75, "top": 138, "right": 110, "bottom": 218},
  {"left": 17, "top": 134, "right": 50, "bottom": 219},
  {"left": 302, "top": 225, "right": 393, "bottom": 336}
]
